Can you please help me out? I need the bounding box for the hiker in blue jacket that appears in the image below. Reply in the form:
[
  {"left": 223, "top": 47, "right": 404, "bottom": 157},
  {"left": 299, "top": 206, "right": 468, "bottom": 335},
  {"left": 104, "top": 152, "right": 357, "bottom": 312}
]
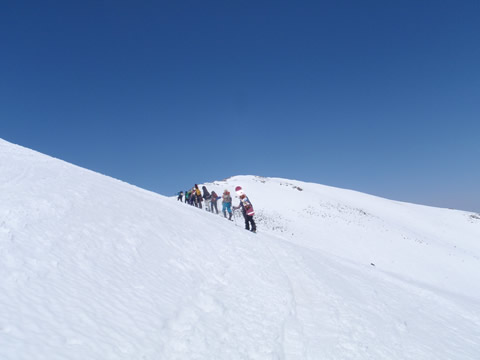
[{"left": 222, "top": 190, "right": 233, "bottom": 220}]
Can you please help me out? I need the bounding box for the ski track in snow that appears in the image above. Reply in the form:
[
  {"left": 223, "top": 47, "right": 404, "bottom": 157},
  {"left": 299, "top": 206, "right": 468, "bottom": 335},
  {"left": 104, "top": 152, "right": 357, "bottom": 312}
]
[{"left": 1, "top": 139, "right": 480, "bottom": 359}]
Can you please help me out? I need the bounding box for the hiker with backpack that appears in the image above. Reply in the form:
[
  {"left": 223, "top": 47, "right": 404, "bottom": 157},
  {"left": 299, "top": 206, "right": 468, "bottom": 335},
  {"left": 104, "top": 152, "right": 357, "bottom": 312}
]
[
  {"left": 177, "top": 191, "right": 184, "bottom": 202},
  {"left": 222, "top": 190, "right": 233, "bottom": 220},
  {"left": 233, "top": 186, "right": 256, "bottom": 233},
  {"left": 211, "top": 191, "right": 219, "bottom": 214},
  {"left": 186, "top": 189, "right": 191, "bottom": 205},
  {"left": 194, "top": 184, "right": 203, "bottom": 209},
  {"left": 202, "top": 186, "right": 211, "bottom": 212},
  {"left": 190, "top": 188, "right": 197, "bottom": 206}
]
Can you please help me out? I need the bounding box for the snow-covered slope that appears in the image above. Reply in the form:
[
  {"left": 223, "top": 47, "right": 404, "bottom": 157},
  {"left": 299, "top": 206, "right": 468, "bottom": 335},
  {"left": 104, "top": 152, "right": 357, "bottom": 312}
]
[
  {"left": 204, "top": 176, "right": 480, "bottom": 300},
  {"left": 1, "top": 138, "right": 479, "bottom": 360}
]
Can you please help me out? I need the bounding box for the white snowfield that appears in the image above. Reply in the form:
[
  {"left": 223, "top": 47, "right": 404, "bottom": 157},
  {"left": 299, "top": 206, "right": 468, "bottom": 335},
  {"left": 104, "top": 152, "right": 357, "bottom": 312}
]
[{"left": 1, "top": 138, "right": 479, "bottom": 360}]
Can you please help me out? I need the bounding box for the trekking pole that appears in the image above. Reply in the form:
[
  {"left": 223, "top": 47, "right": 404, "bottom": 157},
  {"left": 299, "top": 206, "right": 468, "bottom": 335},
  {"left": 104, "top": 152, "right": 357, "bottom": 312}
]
[{"left": 233, "top": 208, "right": 238, "bottom": 227}]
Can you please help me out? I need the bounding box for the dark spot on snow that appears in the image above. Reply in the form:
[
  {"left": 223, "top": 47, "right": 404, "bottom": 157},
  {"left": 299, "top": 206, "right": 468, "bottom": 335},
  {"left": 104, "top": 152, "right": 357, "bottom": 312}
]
[
  {"left": 470, "top": 214, "right": 480, "bottom": 221},
  {"left": 253, "top": 176, "right": 267, "bottom": 183},
  {"left": 370, "top": 263, "right": 376, "bottom": 267}
]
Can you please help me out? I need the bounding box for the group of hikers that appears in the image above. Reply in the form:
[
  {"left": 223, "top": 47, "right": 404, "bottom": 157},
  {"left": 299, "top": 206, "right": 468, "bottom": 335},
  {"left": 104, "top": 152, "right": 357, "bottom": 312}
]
[{"left": 177, "top": 184, "right": 256, "bottom": 233}]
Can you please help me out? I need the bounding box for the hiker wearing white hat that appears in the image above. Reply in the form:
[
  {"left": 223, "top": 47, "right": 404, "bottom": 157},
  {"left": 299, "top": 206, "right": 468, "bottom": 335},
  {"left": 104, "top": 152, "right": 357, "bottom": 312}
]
[{"left": 234, "top": 186, "right": 256, "bottom": 233}]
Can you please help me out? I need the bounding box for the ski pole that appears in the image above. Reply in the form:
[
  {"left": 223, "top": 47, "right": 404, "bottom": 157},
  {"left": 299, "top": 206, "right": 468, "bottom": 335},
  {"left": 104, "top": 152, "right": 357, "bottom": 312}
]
[{"left": 233, "top": 208, "right": 238, "bottom": 227}]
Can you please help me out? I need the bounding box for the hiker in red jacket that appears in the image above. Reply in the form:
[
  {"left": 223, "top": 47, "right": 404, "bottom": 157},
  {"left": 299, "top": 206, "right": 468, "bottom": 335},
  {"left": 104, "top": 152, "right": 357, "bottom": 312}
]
[{"left": 233, "top": 186, "right": 256, "bottom": 233}]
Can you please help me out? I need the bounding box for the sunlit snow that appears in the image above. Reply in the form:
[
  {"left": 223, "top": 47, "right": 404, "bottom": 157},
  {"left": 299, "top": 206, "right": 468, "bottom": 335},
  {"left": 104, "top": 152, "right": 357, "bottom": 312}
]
[{"left": 1, "top": 138, "right": 479, "bottom": 359}]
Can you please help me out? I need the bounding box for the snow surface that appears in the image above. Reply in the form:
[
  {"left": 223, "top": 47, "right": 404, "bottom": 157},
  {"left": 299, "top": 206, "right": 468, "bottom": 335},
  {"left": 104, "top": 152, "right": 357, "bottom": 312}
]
[{"left": 1, "top": 138, "right": 479, "bottom": 360}]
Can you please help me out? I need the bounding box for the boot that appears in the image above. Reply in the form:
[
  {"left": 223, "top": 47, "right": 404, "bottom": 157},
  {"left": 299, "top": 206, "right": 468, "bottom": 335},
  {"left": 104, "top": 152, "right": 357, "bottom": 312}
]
[{"left": 229, "top": 212, "right": 233, "bottom": 221}]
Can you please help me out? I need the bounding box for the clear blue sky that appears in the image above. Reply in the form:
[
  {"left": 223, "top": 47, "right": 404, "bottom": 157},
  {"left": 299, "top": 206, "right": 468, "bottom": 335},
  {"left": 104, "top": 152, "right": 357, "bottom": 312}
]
[{"left": 1, "top": 0, "right": 479, "bottom": 211}]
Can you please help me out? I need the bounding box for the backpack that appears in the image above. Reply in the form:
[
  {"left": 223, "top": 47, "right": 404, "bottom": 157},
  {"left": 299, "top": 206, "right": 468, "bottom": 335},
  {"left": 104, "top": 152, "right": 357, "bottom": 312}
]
[{"left": 241, "top": 196, "right": 255, "bottom": 216}]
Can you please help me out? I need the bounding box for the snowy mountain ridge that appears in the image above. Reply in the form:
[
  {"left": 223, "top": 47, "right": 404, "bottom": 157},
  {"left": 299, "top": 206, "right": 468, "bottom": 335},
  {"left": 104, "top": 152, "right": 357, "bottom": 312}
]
[
  {"left": 1, "top": 138, "right": 479, "bottom": 360},
  {"left": 202, "top": 175, "right": 480, "bottom": 300}
]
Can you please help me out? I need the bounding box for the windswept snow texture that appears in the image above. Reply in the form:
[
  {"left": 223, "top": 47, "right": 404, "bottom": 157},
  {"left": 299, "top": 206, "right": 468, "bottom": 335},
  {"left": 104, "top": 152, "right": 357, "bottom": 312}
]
[{"left": 1, "top": 139, "right": 479, "bottom": 360}]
